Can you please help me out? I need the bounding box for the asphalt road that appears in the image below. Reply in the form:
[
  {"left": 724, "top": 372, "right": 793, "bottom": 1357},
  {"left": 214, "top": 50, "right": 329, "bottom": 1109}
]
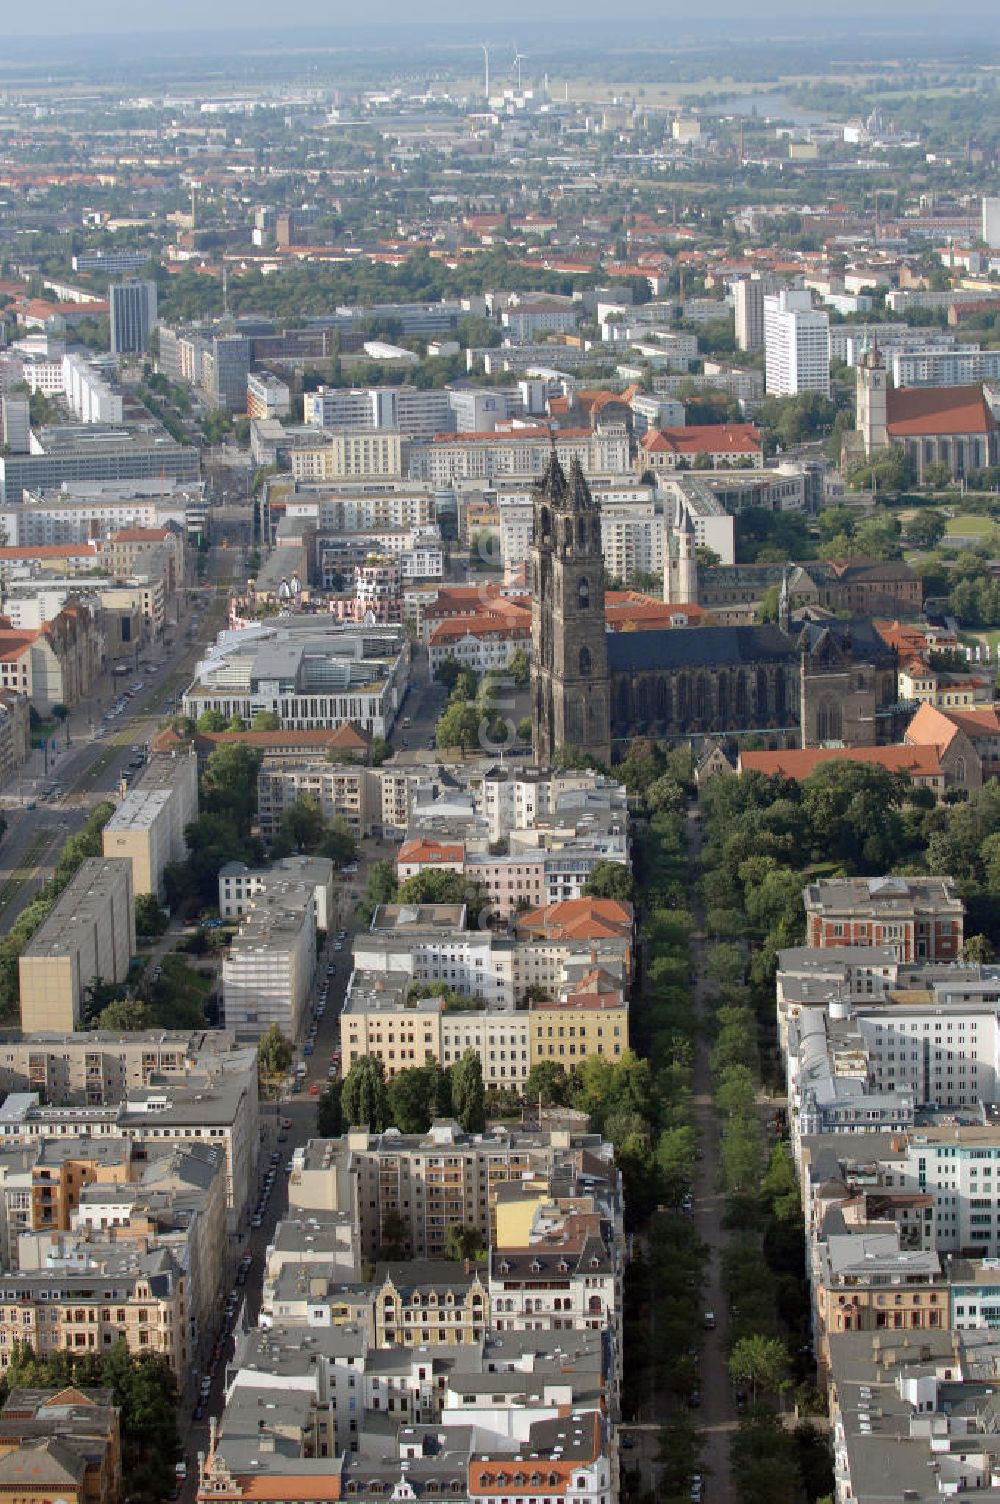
[
  {"left": 180, "top": 881, "right": 362, "bottom": 1481},
  {"left": 0, "top": 538, "right": 239, "bottom": 933}
]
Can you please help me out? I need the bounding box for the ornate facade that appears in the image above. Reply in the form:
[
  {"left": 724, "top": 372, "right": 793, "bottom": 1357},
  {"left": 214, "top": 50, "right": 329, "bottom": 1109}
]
[{"left": 531, "top": 453, "right": 612, "bottom": 767}]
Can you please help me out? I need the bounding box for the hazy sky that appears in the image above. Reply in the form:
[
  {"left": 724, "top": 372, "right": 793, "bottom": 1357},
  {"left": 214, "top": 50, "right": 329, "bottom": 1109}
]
[{"left": 3, "top": 0, "right": 998, "bottom": 36}]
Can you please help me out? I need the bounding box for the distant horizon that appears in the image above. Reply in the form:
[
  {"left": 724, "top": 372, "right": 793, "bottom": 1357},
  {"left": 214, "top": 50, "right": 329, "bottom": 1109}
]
[{"left": 2, "top": 1, "right": 998, "bottom": 41}]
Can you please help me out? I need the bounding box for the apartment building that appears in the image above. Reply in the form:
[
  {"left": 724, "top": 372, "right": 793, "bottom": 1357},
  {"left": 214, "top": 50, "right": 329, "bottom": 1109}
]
[
  {"left": 19, "top": 859, "right": 135, "bottom": 1033},
  {"left": 488, "top": 1226, "right": 619, "bottom": 1336},
  {"left": 0, "top": 1247, "right": 187, "bottom": 1376},
  {"left": 256, "top": 763, "right": 378, "bottom": 843},
  {"left": 222, "top": 881, "right": 316, "bottom": 1041},
  {"left": 0, "top": 1028, "right": 251, "bottom": 1108},
  {"left": 0, "top": 1068, "right": 259, "bottom": 1231},
  {"left": 101, "top": 749, "right": 198, "bottom": 897},
  {"left": 303, "top": 385, "right": 451, "bottom": 441},
  {"left": 291, "top": 432, "right": 404, "bottom": 483},
  {"left": 218, "top": 857, "right": 334, "bottom": 930},
  {"left": 528, "top": 993, "right": 629, "bottom": 1069},
  {"left": 370, "top": 1263, "right": 489, "bottom": 1347},
  {"left": 289, "top": 1119, "right": 619, "bottom": 1263},
  {"left": 0, "top": 694, "right": 30, "bottom": 783},
  {"left": 812, "top": 1228, "right": 947, "bottom": 1373},
  {"left": 407, "top": 425, "right": 630, "bottom": 486},
  {"left": 339, "top": 973, "right": 531, "bottom": 1091},
  {"left": 0, "top": 599, "right": 103, "bottom": 714},
  {"left": 352, "top": 906, "right": 513, "bottom": 1007},
  {"left": 803, "top": 876, "right": 965, "bottom": 962}
]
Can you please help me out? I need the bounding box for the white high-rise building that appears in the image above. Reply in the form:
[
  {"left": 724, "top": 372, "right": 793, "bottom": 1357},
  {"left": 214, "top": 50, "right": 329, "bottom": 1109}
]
[
  {"left": 764, "top": 290, "right": 830, "bottom": 397},
  {"left": 982, "top": 196, "right": 1000, "bottom": 251}
]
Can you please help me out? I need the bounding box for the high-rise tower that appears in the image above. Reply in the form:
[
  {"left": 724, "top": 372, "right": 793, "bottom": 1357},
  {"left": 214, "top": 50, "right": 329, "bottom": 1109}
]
[{"left": 531, "top": 451, "right": 611, "bottom": 767}]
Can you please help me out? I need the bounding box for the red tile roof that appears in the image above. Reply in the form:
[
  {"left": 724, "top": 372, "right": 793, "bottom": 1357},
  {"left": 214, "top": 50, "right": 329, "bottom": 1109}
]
[
  {"left": 887, "top": 385, "right": 995, "bottom": 438},
  {"left": 396, "top": 840, "right": 465, "bottom": 865},
  {"left": 740, "top": 744, "right": 944, "bottom": 781},
  {"left": 640, "top": 423, "right": 762, "bottom": 455},
  {"left": 516, "top": 897, "right": 633, "bottom": 941}
]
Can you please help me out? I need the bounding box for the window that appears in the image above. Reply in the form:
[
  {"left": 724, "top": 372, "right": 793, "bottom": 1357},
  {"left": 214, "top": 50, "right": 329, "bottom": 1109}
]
[
  {"left": 579, "top": 645, "right": 591, "bottom": 677},
  {"left": 578, "top": 576, "right": 590, "bottom": 610}
]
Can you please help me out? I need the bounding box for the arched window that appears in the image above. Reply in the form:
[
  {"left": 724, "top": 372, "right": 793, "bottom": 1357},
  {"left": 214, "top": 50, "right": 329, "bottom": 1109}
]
[
  {"left": 540, "top": 505, "right": 552, "bottom": 544},
  {"left": 717, "top": 673, "right": 730, "bottom": 726},
  {"left": 579, "top": 645, "right": 592, "bottom": 677},
  {"left": 695, "top": 673, "right": 709, "bottom": 724},
  {"left": 617, "top": 680, "right": 632, "bottom": 725},
  {"left": 774, "top": 670, "right": 786, "bottom": 720},
  {"left": 816, "top": 695, "right": 843, "bottom": 743},
  {"left": 656, "top": 677, "right": 668, "bottom": 723},
  {"left": 735, "top": 670, "right": 747, "bottom": 719},
  {"left": 756, "top": 668, "right": 769, "bottom": 719},
  {"left": 578, "top": 516, "right": 587, "bottom": 549},
  {"left": 578, "top": 575, "right": 590, "bottom": 609}
]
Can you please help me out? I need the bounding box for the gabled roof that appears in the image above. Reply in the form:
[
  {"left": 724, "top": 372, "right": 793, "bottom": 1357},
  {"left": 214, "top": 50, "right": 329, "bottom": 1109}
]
[
  {"left": 640, "top": 423, "right": 762, "bottom": 455},
  {"left": 608, "top": 623, "right": 795, "bottom": 672},
  {"left": 396, "top": 840, "right": 465, "bottom": 865},
  {"left": 516, "top": 897, "right": 633, "bottom": 942},
  {"left": 740, "top": 744, "right": 944, "bottom": 781},
  {"left": 886, "top": 384, "right": 995, "bottom": 437}
]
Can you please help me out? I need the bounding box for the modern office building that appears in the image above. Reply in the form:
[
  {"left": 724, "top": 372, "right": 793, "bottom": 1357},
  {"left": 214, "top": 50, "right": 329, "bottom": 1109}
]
[
  {"left": 109, "top": 280, "right": 158, "bottom": 356},
  {"left": 0, "top": 426, "right": 199, "bottom": 506},
  {"left": 764, "top": 290, "right": 830, "bottom": 396},
  {"left": 734, "top": 274, "right": 765, "bottom": 352},
  {"left": 18, "top": 858, "right": 135, "bottom": 1032}
]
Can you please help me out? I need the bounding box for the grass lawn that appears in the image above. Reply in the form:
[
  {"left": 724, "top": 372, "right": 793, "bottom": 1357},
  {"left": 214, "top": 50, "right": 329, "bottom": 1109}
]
[{"left": 945, "top": 514, "right": 996, "bottom": 538}]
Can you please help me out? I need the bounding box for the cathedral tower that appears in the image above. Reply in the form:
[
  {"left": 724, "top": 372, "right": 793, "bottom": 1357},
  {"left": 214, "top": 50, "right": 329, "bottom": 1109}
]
[
  {"left": 663, "top": 494, "right": 699, "bottom": 606},
  {"left": 531, "top": 451, "right": 612, "bottom": 767},
  {"left": 856, "top": 339, "right": 888, "bottom": 457}
]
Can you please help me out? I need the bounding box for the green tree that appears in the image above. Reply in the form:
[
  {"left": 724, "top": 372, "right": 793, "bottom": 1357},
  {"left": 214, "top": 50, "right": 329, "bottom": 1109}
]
[
  {"left": 134, "top": 893, "right": 169, "bottom": 936},
  {"left": 522, "top": 1061, "right": 572, "bottom": 1108},
  {"left": 445, "top": 1222, "right": 484, "bottom": 1262},
  {"left": 250, "top": 710, "right": 282, "bottom": 730},
  {"left": 319, "top": 816, "right": 358, "bottom": 869},
  {"left": 582, "top": 860, "right": 634, "bottom": 903},
  {"left": 316, "top": 1080, "right": 343, "bottom": 1137},
  {"left": 451, "top": 1048, "right": 486, "bottom": 1132},
  {"left": 275, "top": 795, "right": 325, "bottom": 854},
  {"left": 97, "top": 997, "right": 153, "bottom": 1031},
  {"left": 434, "top": 656, "right": 463, "bottom": 692},
  {"left": 387, "top": 1063, "right": 439, "bottom": 1134},
  {"left": 200, "top": 743, "right": 263, "bottom": 829},
  {"left": 341, "top": 1055, "right": 391, "bottom": 1130},
  {"left": 907, "top": 508, "right": 947, "bottom": 547},
  {"left": 508, "top": 648, "right": 530, "bottom": 687},
  {"left": 196, "top": 708, "right": 228, "bottom": 732},
  {"left": 257, "top": 1024, "right": 293, "bottom": 1083},
  {"left": 436, "top": 699, "right": 482, "bottom": 750},
  {"left": 729, "top": 1333, "right": 790, "bottom": 1405},
  {"left": 962, "top": 933, "right": 995, "bottom": 964}
]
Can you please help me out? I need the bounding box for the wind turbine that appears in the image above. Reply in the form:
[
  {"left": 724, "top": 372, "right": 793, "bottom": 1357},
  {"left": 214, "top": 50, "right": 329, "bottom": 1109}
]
[
  {"left": 480, "top": 42, "right": 491, "bottom": 102},
  {"left": 511, "top": 48, "right": 528, "bottom": 94}
]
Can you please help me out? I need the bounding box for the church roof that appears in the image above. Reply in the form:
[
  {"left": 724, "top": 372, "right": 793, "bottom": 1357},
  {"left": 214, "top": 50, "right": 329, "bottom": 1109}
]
[
  {"left": 740, "top": 744, "right": 944, "bottom": 782},
  {"left": 886, "top": 384, "right": 995, "bottom": 437},
  {"left": 607, "top": 623, "right": 795, "bottom": 672}
]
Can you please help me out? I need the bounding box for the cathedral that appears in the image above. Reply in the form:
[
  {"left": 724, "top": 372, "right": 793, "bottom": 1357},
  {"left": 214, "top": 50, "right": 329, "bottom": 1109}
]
[{"left": 530, "top": 452, "right": 901, "bottom": 764}]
